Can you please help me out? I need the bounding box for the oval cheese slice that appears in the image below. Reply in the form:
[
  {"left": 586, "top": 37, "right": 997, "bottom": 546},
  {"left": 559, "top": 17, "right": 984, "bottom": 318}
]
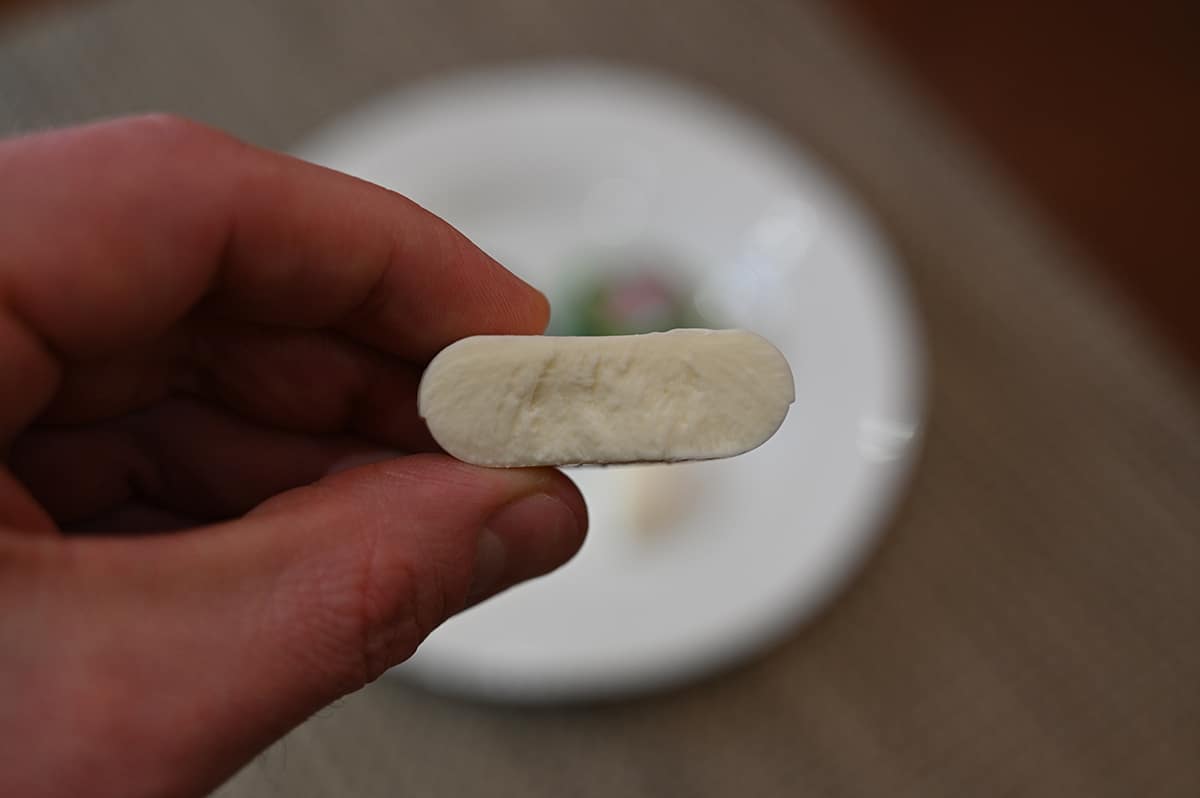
[{"left": 417, "top": 329, "right": 795, "bottom": 467}]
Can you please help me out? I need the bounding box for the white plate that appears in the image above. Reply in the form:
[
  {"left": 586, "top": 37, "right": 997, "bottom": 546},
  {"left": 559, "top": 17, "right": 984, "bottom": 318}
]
[{"left": 298, "top": 63, "right": 926, "bottom": 702}]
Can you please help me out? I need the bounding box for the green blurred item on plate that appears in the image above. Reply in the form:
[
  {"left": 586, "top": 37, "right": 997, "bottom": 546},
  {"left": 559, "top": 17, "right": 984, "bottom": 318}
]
[{"left": 550, "top": 261, "right": 710, "bottom": 336}]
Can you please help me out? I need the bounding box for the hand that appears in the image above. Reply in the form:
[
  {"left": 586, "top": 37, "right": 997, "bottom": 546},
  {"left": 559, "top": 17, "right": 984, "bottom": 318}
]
[{"left": 0, "top": 116, "right": 587, "bottom": 798}]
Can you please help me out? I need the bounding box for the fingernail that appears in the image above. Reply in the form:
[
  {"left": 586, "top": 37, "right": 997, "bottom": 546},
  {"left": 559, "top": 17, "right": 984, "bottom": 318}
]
[
  {"left": 469, "top": 492, "right": 580, "bottom": 602},
  {"left": 325, "top": 449, "right": 405, "bottom": 476},
  {"left": 468, "top": 528, "right": 508, "bottom": 603}
]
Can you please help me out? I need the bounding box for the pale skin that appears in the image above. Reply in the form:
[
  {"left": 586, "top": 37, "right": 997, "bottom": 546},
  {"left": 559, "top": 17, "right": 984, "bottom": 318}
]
[{"left": 0, "top": 115, "right": 588, "bottom": 798}]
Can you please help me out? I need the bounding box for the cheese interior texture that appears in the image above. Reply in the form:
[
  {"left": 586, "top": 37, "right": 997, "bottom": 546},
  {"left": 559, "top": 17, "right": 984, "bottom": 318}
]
[{"left": 417, "top": 329, "right": 795, "bottom": 467}]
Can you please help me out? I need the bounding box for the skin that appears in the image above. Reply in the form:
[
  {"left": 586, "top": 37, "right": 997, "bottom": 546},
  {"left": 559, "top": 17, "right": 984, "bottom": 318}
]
[{"left": 0, "top": 115, "right": 588, "bottom": 798}]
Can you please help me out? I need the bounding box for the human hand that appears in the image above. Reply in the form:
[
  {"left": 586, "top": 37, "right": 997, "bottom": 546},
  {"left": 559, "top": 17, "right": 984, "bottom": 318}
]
[{"left": 0, "top": 116, "right": 587, "bottom": 798}]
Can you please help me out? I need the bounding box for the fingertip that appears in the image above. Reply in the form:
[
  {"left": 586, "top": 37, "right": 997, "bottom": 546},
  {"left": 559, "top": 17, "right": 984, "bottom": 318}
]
[
  {"left": 530, "top": 285, "right": 553, "bottom": 334},
  {"left": 468, "top": 468, "right": 588, "bottom": 605},
  {"left": 473, "top": 260, "right": 553, "bottom": 338},
  {"left": 542, "top": 467, "right": 589, "bottom": 551},
  {"left": 446, "top": 227, "right": 549, "bottom": 338}
]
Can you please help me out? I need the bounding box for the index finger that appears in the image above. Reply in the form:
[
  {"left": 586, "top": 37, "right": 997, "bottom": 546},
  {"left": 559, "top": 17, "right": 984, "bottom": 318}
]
[{"left": 0, "top": 114, "right": 548, "bottom": 439}]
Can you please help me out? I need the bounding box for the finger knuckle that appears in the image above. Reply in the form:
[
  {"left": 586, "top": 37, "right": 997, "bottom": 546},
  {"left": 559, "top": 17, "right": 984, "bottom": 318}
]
[
  {"left": 351, "top": 531, "right": 425, "bottom": 682},
  {"left": 295, "top": 522, "right": 445, "bottom": 688}
]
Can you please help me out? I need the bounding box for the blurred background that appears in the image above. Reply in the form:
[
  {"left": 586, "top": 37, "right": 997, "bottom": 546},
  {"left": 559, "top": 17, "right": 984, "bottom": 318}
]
[{"left": 2, "top": 1, "right": 1197, "bottom": 796}]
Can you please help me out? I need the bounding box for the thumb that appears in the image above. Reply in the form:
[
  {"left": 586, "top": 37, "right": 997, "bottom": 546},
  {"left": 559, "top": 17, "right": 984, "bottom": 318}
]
[
  {"left": 10, "top": 455, "right": 585, "bottom": 798},
  {"left": 237, "top": 453, "right": 587, "bottom": 690}
]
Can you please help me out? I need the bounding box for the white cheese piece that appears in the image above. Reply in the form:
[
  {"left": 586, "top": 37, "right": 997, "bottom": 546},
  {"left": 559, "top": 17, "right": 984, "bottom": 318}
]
[{"left": 417, "top": 329, "right": 794, "bottom": 467}]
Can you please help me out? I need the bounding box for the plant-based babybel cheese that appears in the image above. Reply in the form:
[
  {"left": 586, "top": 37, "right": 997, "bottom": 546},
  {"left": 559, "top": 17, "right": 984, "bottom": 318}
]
[{"left": 417, "top": 329, "right": 795, "bottom": 467}]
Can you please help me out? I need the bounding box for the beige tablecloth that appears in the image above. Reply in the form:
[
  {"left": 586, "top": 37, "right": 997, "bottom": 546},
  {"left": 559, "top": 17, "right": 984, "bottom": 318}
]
[{"left": 2, "top": 2, "right": 1197, "bottom": 795}]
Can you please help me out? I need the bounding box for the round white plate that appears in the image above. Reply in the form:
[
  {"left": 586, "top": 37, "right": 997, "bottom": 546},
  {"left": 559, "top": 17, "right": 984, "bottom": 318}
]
[{"left": 298, "top": 63, "right": 926, "bottom": 702}]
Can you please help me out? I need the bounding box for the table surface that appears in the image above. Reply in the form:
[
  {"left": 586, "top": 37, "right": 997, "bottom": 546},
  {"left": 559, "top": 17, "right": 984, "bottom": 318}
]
[{"left": 2, "top": 2, "right": 1198, "bottom": 796}]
